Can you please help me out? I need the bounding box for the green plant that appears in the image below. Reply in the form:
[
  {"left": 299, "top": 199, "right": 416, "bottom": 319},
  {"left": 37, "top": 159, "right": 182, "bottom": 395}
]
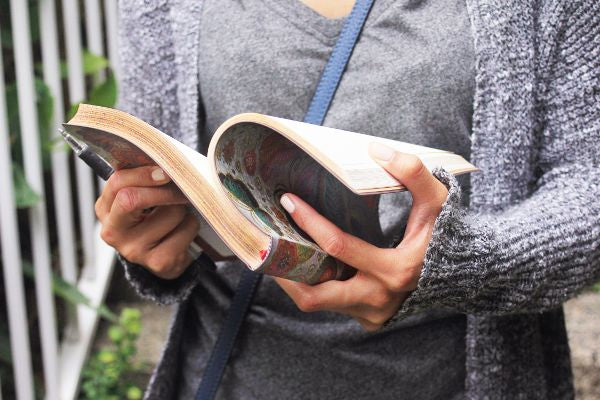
[
  {"left": 80, "top": 308, "right": 144, "bottom": 400},
  {"left": 1, "top": 2, "right": 121, "bottom": 398},
  {"left": 4, "top": 46, "right": 117, "bottom": 208},
  {"left": 0, "top": 262, "right": 121, "bottom": 399},
  {"left": 21, "top": 261, "right": 118, "bottom": 323}
]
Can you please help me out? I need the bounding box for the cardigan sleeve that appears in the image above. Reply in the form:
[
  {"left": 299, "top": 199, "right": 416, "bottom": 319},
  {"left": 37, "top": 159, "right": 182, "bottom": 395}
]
[
  {"left": 119, "top": 254, "right": 215, "bottom": 305},
  {"left": 117, "top": 0, "right": 180, "bottom": 135},
  {"left": 389, "top": 3, "right": 600, "bottom": 322}
]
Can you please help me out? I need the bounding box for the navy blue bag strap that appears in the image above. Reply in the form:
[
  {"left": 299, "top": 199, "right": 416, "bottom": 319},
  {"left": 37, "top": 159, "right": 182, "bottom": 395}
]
[
  {"left": 304, "top": 0, "right": 375, "bottom": 126},
  {"left": 195, "top": 2, "right": 374, "bottom": 399}
]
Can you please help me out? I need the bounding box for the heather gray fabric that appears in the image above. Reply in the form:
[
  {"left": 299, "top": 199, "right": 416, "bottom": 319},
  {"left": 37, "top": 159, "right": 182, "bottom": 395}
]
[
  {"left": 170, "top": 0, "right": 474, "bottom": 398},
  {"left": 116, "top": 0, "right": 600, "bottom": 399}
]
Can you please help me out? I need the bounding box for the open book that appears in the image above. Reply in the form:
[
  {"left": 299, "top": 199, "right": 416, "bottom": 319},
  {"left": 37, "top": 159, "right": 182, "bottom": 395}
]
[{"left": 64, "top": 104, "right": 477, "bottom": 284}]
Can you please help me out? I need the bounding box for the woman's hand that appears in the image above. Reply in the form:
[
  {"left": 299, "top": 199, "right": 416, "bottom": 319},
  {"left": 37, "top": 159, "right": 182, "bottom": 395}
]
[
  {"left": 95, "top": 166, "right": 200, "bottom": 279},
  {"left": 275, "top": 142, "right": 449, "bottom": 331}
]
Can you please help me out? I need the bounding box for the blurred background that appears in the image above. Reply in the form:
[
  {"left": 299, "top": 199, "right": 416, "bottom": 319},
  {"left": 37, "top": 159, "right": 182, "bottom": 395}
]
[{"left": 0, "top": 1, "right": 598, "bottom": 399}]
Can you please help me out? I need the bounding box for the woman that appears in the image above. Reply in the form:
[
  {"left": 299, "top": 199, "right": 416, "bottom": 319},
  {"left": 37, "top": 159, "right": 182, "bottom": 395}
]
[{"left": 95, "top": 0, "right": 599, "bottom": 398}]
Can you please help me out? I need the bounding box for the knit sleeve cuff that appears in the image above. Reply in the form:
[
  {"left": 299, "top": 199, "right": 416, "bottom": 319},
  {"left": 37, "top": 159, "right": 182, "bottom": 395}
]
[
  {"left": 385, "top": 168, "right": 496, "bottom": 325},
  {"left": 119, "top": 253, "right": 216, "bottom": 305}
]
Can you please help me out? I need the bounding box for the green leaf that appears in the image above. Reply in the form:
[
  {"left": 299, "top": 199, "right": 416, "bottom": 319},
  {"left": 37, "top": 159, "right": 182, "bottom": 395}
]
[
  {"left": 1, "top": 23, "right": 13, "bottom": 49},
  {"left": 87, "top": 73, "right": 118, "bottom": 108},
  {"left": 67, "top": 103, "right": 79, "bottom": 120},
  {"left": 60, "top": 52, "right": 109, "bottom": 79},
  {"left": 108, "top": 326, "right": 125, "bottom": 343},
  {"left": 83, "top": 51, "right": 109, "bottom": 75},
  {"left": 5, "top": 79, "right": 56, "bottom": 171},
  {"left": 35, "top": 78, "right": 54, "bottom": 170},
  {"left": 0, "top": 324, "right": 12, "bottom": 364},
  {"left": 21, "top": 261, "right": 119, "bottom": 323},
  {"left": 68, "top": 73, "right": 118, "bottom": 120},
  {"left": 126, "top": 386, "right": 143, "bottom": 400},
  {"left": 12, "top": 163, "right": 40, "bottom": 208},
  {"left": 5, "top": 82, "right": 21, "bottom": 145},
  {"left": 60, "top": 60, "right": 68, "bottom": 79},
  {"left": 98, "top": 350, "right": 116, "bottom": 364},
  {"left": 594, "top": 282, "right": 600, "bottom": 293}
]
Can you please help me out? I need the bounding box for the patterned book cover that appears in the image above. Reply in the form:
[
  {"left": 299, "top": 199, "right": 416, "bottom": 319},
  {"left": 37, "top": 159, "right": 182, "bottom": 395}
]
[{"left": 214, "top": 122, "right": 385, "bottom": 284}]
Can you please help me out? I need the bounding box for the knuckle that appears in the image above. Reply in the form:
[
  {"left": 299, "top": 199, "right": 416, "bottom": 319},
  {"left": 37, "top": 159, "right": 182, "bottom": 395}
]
[
  {"left": 322, "top": 233, "right": 345, "bottom": 257},
  {"left": 366, "top": 313, "right": 388, "bottom": 327},
  {"left": 94, "top": 197, "right": 103, "bottom": 218},
  {"left": 296, "top": 292, "right": 320, "bottom": 313},
  {"left": 120, "top": 245, "right": 142, "bottom": 264},
  {"left": 174, "top": 251, "right": 189, "bottom": 267},
  {"left": 108, "top": 170, "right": 124, "bottom": 190},
  {"left": 386, "top": 274, "right": 409, "bottom": 293},
  {"left": 115, "top": 188, "right": 139, "bottom": 213},
  {"left": 148, "top": 251, "right": 177, "bottom": 275},
  {"left": 397, "top": 154, "right": 425, "bottom": 179},
  {"left": 366, "top": 290, "right": 391, "bottom": 309},
  {"left": 359, "top": 321, "right": 380, "bottom": 333},
  {"left": 100, "top": 225, "right": 116, "bottom": 246}
]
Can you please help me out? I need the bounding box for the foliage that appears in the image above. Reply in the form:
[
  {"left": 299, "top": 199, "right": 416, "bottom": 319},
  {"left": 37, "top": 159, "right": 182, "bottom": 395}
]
[
  {"left": 67, "top": 72, "right": 117, "bottom": 120},
  {"left": 12, "top": 162, "right": 41, "bottom": 208},
  {"left": 1, "top": 3, "right": 123, "bottom": 399},
  {"left": 3, "top": 44, "right": 117, "bottom": 207},
  {"left": 80, "top": 309, "right": 145, "bottom": 400},
  {"left": 21, "top": 261, "right": 118, "bottom": 323},
  {"left": 594, "top": 283, "right": 600, "bottom": 293}
]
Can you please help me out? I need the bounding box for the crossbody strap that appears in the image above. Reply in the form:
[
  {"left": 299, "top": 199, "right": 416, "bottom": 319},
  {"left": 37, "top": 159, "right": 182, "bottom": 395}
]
[
  {"left": 195, "top": 2, "right": 374, "bottom": 399},
  {"left": 304, "top": 0, "right": 375, "bottom": 126}
]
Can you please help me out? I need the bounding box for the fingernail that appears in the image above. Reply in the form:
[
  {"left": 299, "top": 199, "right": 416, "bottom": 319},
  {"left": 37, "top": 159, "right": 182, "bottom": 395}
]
[
  {"left": 280, "top": 194, "right": 295, "bottom": 213},
  {"left": 151, "top": 167, "right": 166, "bottom": 181},
  {"left": 368, "top": 142, "right": 394, "bottom": 162}
]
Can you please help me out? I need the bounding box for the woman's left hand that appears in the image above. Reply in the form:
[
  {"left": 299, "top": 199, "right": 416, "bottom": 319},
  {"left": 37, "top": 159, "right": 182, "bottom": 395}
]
[{"left": 275, "top": 142, "right": 449, "bottom": 331}]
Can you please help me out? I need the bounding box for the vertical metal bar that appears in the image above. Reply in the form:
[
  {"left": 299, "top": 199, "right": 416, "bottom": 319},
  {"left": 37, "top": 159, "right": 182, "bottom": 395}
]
[
  {"left": 39, "top": 0, "right": 81, "bottom": 342},
  {"left": 9, "top": 0, "right": 60, "bottom": 399},
  {"left": 0, "top": 24, "right": 35, "bottom": 400},
  {"left": 83, "top": 0, "right": 107, "bottom": 190},
  {"left": 61, "top": 0, "right": 97, "bottom": 273},
  {"left": 84, "top": 0, "right": 106, "bottom": 83},
  {"left": 39, "top": 0, "right": 79, "bottom": 290},
  {"left": 103, "top": 0, "right": 120, "bottom": 80}
]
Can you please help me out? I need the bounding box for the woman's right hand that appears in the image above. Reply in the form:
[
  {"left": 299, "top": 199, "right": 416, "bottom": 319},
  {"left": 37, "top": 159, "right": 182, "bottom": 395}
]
[{"left": 95, "top": 166, "right": 200, "bottom": 279}]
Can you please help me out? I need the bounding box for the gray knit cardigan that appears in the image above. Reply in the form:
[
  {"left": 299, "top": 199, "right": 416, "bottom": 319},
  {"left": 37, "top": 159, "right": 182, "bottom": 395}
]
[{"left": 116, "top": 0, "right": 600, "bottom": 398}]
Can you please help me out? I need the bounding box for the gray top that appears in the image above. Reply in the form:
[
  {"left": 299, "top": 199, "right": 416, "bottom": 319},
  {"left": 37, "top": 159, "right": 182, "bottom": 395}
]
[
  {"left": 176, "top": 0, "right": 475, "bottom": 398},
  {"left": 116, "top": 0, "right": 600, "bottom": 399}
]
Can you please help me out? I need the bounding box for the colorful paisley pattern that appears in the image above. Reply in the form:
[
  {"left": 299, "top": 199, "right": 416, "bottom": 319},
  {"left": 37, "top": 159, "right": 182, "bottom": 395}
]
[{"left": 215, "top": 122, "right": 384, "bottom": 284}]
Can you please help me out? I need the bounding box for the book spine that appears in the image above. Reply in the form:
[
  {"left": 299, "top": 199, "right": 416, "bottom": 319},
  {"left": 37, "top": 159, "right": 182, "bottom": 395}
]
[{"left": 255, "top": 236, "right": 355, "bottom": 284}]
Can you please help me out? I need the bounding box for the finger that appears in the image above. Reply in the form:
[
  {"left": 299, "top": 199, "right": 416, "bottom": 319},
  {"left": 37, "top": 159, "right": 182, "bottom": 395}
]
[
  {"left": 274, "top": 273, "right": 378, "bottom": 313},
  {"left": 275, "top": 277, "right": 354, "bottom": 312},
  {"left": 130, "top": 205, "right": 189, "bottom": 246},
  {"left": 143, "top": 217, "right": 200, "bottom": 280},
  {"left": 107, "top": 184, "right": 189, "bottom": 230},
  {"left": 368, "top": 142, "right": 448, "bottom": 207},
  {"left": 96, "top": 166, "right": 171, "bottom": 218},
  {"left": 354, "top": 316, "right": 383, "bottom": 332},
  {"left": 279, "top": 193, "right": 394, "bottom": 275}
]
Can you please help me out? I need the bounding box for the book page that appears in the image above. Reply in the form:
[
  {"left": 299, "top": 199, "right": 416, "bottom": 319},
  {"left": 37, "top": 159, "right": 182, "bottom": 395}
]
[
  {"left": 271, "top": 117, "right": 465, "bottom": 193},
  {"left": 163, "top": 136, "right": 235, "bottom": 258},
  {"left": 164, "top": 135, "right": 215, "bottom": 185}
]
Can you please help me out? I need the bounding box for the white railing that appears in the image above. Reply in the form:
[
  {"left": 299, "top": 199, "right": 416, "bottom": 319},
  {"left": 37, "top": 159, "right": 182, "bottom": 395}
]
[{"left": 1, "top": 1, "right": 120, "bottom": 399}]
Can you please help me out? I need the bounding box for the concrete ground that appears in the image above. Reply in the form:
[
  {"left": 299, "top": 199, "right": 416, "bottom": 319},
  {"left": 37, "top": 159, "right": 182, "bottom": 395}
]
[
  {"left": 97, "top": 267, "right": 600, "bottom": 398},
  {"left": 565, "top": 292, "right": 600, "bottom": 400}
]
